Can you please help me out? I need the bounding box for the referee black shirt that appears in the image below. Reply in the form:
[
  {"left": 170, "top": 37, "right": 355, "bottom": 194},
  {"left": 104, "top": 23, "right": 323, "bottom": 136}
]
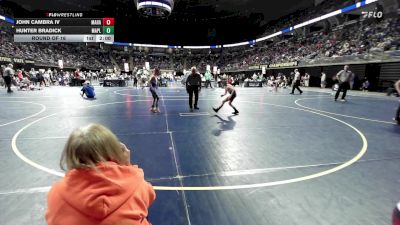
[{"left": 186, "top": 73, "right": 202, "bottom": 88}]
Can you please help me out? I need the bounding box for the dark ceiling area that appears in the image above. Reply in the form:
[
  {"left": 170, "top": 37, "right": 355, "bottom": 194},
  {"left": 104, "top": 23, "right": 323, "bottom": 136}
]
[{"left": 2, "top": 0, "right": 316, "bottom": 45}]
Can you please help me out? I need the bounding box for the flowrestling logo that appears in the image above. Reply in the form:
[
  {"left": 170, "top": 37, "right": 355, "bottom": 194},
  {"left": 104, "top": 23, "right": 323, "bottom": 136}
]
[
  {"left": 361, "top": 11, "right": 383, "bottom": 19},
  {"left": 45, "top": 12, "right": 84, "bottom": 18}
]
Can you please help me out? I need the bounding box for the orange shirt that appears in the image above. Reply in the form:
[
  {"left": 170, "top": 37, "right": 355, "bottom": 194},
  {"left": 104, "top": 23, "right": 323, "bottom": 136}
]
[{"left": 46, "top": 162, "right": 156, "bottom": 225}]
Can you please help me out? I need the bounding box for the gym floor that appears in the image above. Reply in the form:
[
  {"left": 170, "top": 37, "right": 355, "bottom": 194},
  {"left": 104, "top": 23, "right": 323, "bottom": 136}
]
[{"left": 0, "top": 85, "right": 399, "bottom": 225}]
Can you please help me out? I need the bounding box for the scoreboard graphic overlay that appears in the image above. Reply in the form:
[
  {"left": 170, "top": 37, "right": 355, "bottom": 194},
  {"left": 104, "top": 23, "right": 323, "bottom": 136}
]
[{"left": 14, "top": 13, "right": 114, "bottom": 43}]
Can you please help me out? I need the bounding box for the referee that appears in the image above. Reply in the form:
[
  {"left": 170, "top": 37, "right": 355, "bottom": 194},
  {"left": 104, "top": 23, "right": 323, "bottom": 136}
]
[
  {"left": 290, "top": 69, "right": 303, "bottom": 95},
  {"left": 3, "top": 64, "right": 14, "bottom": 93},
  {"left": 186, "top": 67, "right": 202, "bottom": 112},
  {"left": 334, "top": 65, "right": 354, "bottom": 102}
]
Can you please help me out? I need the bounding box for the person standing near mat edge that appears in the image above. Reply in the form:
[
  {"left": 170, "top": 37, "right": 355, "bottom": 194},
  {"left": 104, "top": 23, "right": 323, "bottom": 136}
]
[
  {"left": 3, "top": 64, "right": 14, "bottom": 93},
  {"left": 334, "top": 65, "right": 354, "bottom": 102},
  {"left": 204, "top": 70, "right": 213, "bottom": 88},
  {"left": 290, "top": 68, "right": 303, "bottom": 95},
  {"left": 321, "top": 71, "right": 327, "bottom": 88},
  {"left": 213, "top": 80, "right": 239, "bottom": 115},
  {"left": 133, "top": 74, "right": 138, "bottom": 88},
  {"left": 45, "top": 123, "right": 156, "bottom": 225},
  {"left": 394, "top": 80, "right": 400, "bottom": 125},
  {"left": 149, "top": 68, "right": 161, "bottom": 113},
  {"left": 186, "top": 66, "right": 202, "bottom": 112}
]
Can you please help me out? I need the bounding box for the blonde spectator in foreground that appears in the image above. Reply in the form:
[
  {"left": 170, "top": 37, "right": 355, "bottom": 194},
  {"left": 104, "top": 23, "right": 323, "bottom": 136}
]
[{"left": 46, "top": 123, "right": 156, "bottom": 225}]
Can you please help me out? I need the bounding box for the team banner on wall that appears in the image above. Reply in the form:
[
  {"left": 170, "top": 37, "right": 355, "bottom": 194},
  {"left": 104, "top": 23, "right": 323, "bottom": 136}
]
[
  {"left": 268, "top": 61, "right": 298, "bottom": 68},
  {"left": 0, "top": 56, "right": 35, "bottom": 64},
  {"left": 248, "top": 65, "right": 260, "bottom": 70},
  {"left": 0, "top": 57, "right": 13, "bottom": 63}
]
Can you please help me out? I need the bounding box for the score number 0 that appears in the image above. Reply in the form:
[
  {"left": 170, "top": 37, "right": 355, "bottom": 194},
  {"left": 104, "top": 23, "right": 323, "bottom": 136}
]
[
  {"left": 103, "top": 18, "right": 114, "bottom": 26},
  {"left": 103, "top": 18, "right": 114, "bottom": 34},
  {"left": 102, "top": 18, "right": 114, "bottom": 35}
]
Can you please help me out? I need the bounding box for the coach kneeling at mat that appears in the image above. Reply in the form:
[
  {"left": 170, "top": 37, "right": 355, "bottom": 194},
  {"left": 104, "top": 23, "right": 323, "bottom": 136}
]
[{"left": 186, "top": 66, "right": 202, "bottom": 112}]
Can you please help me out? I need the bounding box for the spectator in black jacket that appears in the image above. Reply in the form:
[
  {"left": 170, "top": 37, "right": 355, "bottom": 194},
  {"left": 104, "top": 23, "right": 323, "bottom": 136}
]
[{"left": 186, "top": 67, "right": 202, "bottom": 112}]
